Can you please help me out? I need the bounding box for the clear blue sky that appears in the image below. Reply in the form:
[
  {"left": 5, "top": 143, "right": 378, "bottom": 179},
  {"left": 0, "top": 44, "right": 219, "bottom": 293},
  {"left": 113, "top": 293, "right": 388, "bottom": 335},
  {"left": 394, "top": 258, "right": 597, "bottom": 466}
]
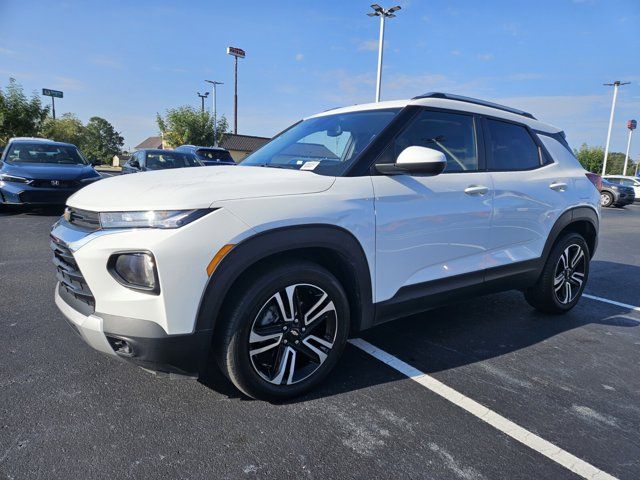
[{"left": 1, "top": 0, "right": 638, "bottom": 160}]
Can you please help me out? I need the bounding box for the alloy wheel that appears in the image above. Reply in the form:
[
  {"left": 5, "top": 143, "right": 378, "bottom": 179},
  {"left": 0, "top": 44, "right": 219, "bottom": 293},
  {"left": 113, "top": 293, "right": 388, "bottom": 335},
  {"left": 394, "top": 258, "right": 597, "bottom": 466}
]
[
  {"left": 553, "top": 244, "right": 586, "bottom": 305},
  {"left": 248, "top": 283, "right": 338, "bottom": 385},
  {"left": 600, "top": 192, "right": 612, "bottom": 207}
]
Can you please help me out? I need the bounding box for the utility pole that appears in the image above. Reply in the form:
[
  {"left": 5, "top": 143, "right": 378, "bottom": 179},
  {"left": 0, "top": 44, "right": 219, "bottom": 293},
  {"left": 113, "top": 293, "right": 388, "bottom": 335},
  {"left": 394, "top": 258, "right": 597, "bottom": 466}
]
[
  {"left": 367, "top": 4, "right": 401, "bottom": 103},
  {"left": 205, "top": 80, "right": 223, "bottom": 146},
  {"left": 623, "top": 119, "right": 637, "bottom": 175},
  {"left": 602, "top": 81, "right": 629, "bottom": 175},
  {"left": 227, "top": 47, "right": 246, "bottom": 134},
  {"left": 197, "top": 91, "right": 209, "bottom": 113}
]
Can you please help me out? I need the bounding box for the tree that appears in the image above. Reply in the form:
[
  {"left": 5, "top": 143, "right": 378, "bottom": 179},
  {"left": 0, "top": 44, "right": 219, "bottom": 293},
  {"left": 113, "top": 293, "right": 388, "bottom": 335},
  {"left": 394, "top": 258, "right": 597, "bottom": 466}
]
[
  {"left": 573, "top": 143, "right": 635, "bottom": 175},
  {"left": 0, "top": 78, "right": 49, "bottom": 145},
  {"left": 41, "top": 113, "right": 85, "bottom": 146},
  {"left": 156, "top": 106, "right": 229, "bottom": 147},
  {"left": 82, "top": 116, "right": 124, "bottom": 164}
]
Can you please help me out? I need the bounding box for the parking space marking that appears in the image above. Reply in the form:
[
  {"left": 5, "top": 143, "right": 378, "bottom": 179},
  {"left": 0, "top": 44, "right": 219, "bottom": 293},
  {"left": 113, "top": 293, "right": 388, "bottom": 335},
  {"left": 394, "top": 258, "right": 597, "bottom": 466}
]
[
  {"left": 349, "top": 338, "right": 618, "bottom": 480},
  {"left": 583, "top": 294, "right": 640, "bottom": 313}
]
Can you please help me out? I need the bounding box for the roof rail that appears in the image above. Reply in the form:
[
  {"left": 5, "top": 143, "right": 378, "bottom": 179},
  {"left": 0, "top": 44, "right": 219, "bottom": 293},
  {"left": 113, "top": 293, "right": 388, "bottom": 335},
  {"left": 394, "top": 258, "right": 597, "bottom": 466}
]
[{"left": 411, "top": 92, "right": 536, "bottom": 120}]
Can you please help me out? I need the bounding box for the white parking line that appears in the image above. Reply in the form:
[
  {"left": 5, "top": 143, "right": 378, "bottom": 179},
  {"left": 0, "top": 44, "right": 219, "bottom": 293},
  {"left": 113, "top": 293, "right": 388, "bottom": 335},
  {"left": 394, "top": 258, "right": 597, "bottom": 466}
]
[
  {"left": 583, "top": 294, "right": 640, "bottom": 313},
  {"left": 349, "top": 338, "right": 618, "bottom": 480}
]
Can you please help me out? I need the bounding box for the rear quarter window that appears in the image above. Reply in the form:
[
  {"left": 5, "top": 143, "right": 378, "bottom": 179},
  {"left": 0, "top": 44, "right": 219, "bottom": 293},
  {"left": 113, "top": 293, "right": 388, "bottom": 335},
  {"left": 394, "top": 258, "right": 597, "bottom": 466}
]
[{"left": 486, "top": 119, "right": 541, "bottom": 171}]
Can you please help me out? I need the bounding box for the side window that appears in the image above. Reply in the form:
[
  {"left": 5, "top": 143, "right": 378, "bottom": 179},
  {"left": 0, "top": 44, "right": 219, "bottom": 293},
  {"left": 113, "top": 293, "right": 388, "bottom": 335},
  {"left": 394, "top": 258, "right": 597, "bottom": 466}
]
[
  {"left": 379, "top": 110, "right": 479, "bottom": 172},
  {"left": 607, "top": 178, "right": 621, "bottom": 184},
  {"left": 486, "top": 119, "right": 541, "bottom": 171}
]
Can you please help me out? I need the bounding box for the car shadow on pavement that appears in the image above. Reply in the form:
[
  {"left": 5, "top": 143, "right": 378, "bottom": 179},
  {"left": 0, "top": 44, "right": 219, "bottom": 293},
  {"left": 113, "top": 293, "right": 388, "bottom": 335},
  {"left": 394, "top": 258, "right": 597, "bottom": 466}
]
[
  {"left": 201, "top": 260, "right": 640, "bottom": 403},
  {"left": 0, "top": 204, "right": 64, "bottom": 217}
]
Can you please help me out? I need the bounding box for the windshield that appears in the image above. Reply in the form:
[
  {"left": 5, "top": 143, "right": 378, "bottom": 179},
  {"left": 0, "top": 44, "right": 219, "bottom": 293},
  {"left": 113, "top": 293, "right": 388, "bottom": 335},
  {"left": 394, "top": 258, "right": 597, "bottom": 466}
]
[
  {"left": 5, "top": 142, "right": 87, "bottom": 165},
  {"left": 145, "top": 152, "right": 201, "bottom": 170},
  {"left": 241, "top": 108, "right": 400, "bottom": 176},
  {"left": 196, "top": 149, "right": 234, "bottom": 163}
]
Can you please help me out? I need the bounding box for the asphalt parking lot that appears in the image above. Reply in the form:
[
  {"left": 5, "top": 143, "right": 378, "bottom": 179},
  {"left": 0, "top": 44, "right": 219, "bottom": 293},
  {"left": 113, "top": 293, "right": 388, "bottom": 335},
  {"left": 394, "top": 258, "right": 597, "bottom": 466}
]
[{"left": 1, "top": 203, "right": 639, "bottom": 480}]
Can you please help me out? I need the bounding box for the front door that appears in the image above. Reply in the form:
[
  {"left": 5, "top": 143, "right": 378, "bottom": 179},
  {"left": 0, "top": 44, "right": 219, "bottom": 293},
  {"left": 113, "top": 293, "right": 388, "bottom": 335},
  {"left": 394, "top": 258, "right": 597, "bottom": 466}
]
[{"left": 371, "top": 109, "right": 493, "bottom": 303}]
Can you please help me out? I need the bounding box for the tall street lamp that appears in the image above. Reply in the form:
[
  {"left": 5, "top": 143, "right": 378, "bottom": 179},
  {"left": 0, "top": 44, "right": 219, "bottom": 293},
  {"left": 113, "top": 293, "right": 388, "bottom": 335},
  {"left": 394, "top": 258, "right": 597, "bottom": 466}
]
[
  {"left": 602, "top": 80, "right": 629, "bottom": 175},
  {"left": 367, "top": 4, "right": 401, "bottom": 103},
  {"left": 623, "top": 119, "right": 636, "bottom": 175},
  {"left": 197, "top": 91, "right": 209, "bottom": 113},
  {"left": 205, "top": 80, "right": 224, "bottom": 146},
  {"left": 227, "top": 46, "right": 246, "bottom": 134}
]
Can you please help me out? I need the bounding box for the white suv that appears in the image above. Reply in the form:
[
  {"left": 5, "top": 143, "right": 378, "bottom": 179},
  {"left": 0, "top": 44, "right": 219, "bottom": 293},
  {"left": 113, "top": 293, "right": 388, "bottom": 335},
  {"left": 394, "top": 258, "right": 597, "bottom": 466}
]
[{"left": 51, "top": 93, "right": 600, "bottom": 400}]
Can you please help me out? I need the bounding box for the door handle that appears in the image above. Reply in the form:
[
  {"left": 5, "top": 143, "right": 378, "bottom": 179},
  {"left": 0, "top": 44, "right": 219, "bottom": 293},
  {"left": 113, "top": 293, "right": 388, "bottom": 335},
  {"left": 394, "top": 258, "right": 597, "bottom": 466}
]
[
  {"left": 549, "top": 182, "right": 567, "bottom": 192},
  {"left": 464, "top": 185, "right": 489, "bottom": 196}
]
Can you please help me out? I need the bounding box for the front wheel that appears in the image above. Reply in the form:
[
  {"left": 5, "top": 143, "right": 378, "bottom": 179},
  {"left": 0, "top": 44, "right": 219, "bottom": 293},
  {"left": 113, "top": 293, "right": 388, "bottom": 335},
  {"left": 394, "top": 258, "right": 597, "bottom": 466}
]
[
  {"left": 214, "top": 261, "right": 350, "bottom": 400},
  {"left": 600, "top": 191, "right": 614, "bottom": 207},
  {"left": 524, "top": 233, "right": 590, "bottom": 314}
]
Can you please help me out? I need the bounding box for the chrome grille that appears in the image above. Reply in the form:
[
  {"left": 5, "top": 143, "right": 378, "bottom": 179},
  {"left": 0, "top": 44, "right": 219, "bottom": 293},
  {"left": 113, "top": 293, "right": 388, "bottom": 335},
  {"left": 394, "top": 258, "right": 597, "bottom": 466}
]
[
  {"left": 51, "top": 236, "right": 95, "bottom": 313},
  {"left": 65, "top": 207, "right": 101, "bottom": 231}
]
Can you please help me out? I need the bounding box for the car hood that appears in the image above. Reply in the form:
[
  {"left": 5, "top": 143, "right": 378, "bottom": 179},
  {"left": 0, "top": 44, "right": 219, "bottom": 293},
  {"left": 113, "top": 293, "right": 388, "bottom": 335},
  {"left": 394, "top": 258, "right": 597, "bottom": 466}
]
[
  {"left": 1, "top": 161, "right": 98, "bottom": 180},
  {"left": 66, "top": 165, "right": 336, "bottom": 211}
]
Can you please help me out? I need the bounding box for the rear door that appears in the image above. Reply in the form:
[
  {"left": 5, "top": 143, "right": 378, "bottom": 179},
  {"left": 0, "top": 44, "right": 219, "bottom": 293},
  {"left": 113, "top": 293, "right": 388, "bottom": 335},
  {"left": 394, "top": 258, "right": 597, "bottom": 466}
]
[
  {"left": 484, "top": 118, "right": 570, "bottom": 268},
  {"left": 371, "top": 108, "right": 493, "bottom": 303}
]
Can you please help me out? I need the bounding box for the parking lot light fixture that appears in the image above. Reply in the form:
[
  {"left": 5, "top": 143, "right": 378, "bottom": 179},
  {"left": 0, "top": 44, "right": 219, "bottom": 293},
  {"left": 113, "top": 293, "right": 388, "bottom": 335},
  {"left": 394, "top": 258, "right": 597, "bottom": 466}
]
[
  {"left": 197, "top": 91, "right": 209, "bottom": 113},
  {"left": 623, "top": 119, "right": 636, "bottom": 175},
  {"left": 205, "top": 80, "right": 224, "bottom": 146},
  {"left": 367, "top": 4, "right": 401, "bottom": 103},
  {"left": 602, "top": 81, "right": 630, "bottom": 175}
]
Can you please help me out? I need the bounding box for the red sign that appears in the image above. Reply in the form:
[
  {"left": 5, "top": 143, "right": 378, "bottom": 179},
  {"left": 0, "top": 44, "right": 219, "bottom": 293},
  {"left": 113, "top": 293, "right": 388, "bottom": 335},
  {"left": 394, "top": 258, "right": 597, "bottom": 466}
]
[
  {"left": 628, "top": 119, "right": 637, "bottom": 130},
  {"left": 227, "top": 47, "right": 246, "bottom": 58}
]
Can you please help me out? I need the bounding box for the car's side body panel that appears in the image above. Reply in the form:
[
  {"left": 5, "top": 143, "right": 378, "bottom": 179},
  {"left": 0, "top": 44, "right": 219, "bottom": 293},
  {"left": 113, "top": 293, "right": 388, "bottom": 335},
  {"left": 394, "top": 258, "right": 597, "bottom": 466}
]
[{"left": 371, "top": 172, "right": 494, "bottom": 302}]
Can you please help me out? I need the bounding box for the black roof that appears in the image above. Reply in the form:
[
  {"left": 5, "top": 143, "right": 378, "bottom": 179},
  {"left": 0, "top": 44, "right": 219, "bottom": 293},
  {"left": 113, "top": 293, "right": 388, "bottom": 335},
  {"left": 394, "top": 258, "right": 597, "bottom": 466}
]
[
  {"left": 139, "top": 149, "right": 190, "bottom": 155},
  {"left": 412, "top": 92, "right": 536, "bottom": 120}
]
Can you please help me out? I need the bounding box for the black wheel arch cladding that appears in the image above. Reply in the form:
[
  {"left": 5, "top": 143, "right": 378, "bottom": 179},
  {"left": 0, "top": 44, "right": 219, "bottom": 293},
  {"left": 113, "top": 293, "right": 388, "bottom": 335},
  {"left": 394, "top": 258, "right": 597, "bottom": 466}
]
[{"left": 195, "top": 224, "right": 374, "bottom": 335}]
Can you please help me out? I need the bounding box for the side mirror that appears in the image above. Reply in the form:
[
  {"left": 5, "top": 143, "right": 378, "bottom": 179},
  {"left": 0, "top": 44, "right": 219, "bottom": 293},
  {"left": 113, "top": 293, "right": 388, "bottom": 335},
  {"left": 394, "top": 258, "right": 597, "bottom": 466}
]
[
  {"left": 376, "top": 146, "right": 447, "bottom": 176},
  {"left": 90, "top": 158, "right": 101, "bottom": 166},
  {"left": 130, "top": 160, "right": 140, "bottom": 169}
]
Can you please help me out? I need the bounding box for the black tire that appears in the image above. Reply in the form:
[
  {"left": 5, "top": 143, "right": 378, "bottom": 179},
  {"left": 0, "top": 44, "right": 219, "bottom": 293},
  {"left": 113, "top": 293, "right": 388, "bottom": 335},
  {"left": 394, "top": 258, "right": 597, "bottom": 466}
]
[
  {"left": 524, "top": 233, "right": 590, "bottom": 314},
  {"left": 600, "top": 191, "right": 614, "bottom": 207},
  {"left": 213, "top": 260, "right": 350, "bottom": 400}
]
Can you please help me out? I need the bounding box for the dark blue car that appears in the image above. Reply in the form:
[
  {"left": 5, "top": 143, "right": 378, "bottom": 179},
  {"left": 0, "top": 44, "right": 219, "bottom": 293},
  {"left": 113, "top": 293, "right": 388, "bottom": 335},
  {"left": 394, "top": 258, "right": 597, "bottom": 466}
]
[
  {"left": 0, "top": 138, "right": 102, "bottom": 205},
  {"left": 174, "top": 145, "right": 236, "bottom": 166}
]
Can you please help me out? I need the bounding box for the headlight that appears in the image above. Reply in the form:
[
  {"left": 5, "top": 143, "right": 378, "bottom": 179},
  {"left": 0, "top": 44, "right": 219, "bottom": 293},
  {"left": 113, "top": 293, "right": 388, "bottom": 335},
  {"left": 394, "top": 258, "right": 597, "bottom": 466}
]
[
  {"left": 99, "top": 209, "right": 212, "bottom": 229},
  {"left": 0, "top": 174, "right": 32, "bottom": 184},
  {"left": 109, "top": 252, "right": 158, "bottom": 293}
]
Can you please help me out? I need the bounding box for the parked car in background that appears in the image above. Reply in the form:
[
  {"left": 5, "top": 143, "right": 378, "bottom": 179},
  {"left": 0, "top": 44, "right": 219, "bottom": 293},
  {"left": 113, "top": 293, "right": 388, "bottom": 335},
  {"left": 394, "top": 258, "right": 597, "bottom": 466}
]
[
  {"left": 122, "top": 149, "right": 202, "bottom": 174},
  {"left": 604, "top": 175, "right": 640, "bottom": 201},
  {"left": 175, "top": 145, "right": 236, "bottom": 166},
  {"left": 0, "top": 137, "right": 101, "bottom": 206},
  {"left": 599, "top": 178, "right": 635, "bottom": 207},
  {"left": 51, "top": 92, "right": 600, "bottom": 400}
]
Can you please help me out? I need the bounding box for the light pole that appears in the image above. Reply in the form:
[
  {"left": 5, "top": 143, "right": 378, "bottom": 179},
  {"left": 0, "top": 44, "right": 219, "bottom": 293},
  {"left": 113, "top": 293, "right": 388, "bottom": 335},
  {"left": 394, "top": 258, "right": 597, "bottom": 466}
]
[
  {"left": 205, "top": 80, "right": 223, "bottom": 146},
  {"left": 623, "top": 119, "right": 637, "bottom": 175},
  {"left": 227, "top": 47, "right": 246, "bottom": 134},
  {"left": 367, "top": 4, "right": 401, "bottom": 103},
  {"left": 602, "top": 81, "right": 629, "bottom": 175},
  {"left": 197, "top": 91, "right": 209, "bottom": 113}
]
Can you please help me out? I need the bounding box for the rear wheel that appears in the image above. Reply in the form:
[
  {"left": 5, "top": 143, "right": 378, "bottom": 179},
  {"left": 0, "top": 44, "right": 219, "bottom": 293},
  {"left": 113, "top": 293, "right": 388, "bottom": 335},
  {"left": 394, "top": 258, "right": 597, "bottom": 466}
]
[
  {"left": 524, "top": 233, "right": 590, "bottom": 314},
  {"left": 600, "top": 191, "right": 614, "bottom": 207},
  {"left": 214, "top": 261, "right": 350, "bottom": 400}
]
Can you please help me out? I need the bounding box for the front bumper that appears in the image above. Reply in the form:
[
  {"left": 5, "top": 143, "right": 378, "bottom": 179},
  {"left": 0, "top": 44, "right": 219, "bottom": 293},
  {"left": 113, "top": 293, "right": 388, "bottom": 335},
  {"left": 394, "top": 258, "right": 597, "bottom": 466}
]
[
  {"left": 0, "top": 182, "right": 80, "bottom": 205},
  {"left": 55, "top": 283, "right": 212, "bottom": 375},
  {"left": 50, "top": 207, "right": 254, "bottom": 374},
  {"left": 614, "top": 192, "right": 635, "bottom": 206}
]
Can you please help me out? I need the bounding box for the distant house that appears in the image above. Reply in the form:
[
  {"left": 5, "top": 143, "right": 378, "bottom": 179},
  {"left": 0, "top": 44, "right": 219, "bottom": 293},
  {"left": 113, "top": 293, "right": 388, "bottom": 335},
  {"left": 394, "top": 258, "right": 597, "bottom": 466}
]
[
  {"left": 133, "top": 133, "right": 271, "bottom": 163},
  {"left": 219, "top": 134, "right": 270, "bottom": 162},
  {"left": 134, "top": 136, "right": 163, "bottom": 150}
]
